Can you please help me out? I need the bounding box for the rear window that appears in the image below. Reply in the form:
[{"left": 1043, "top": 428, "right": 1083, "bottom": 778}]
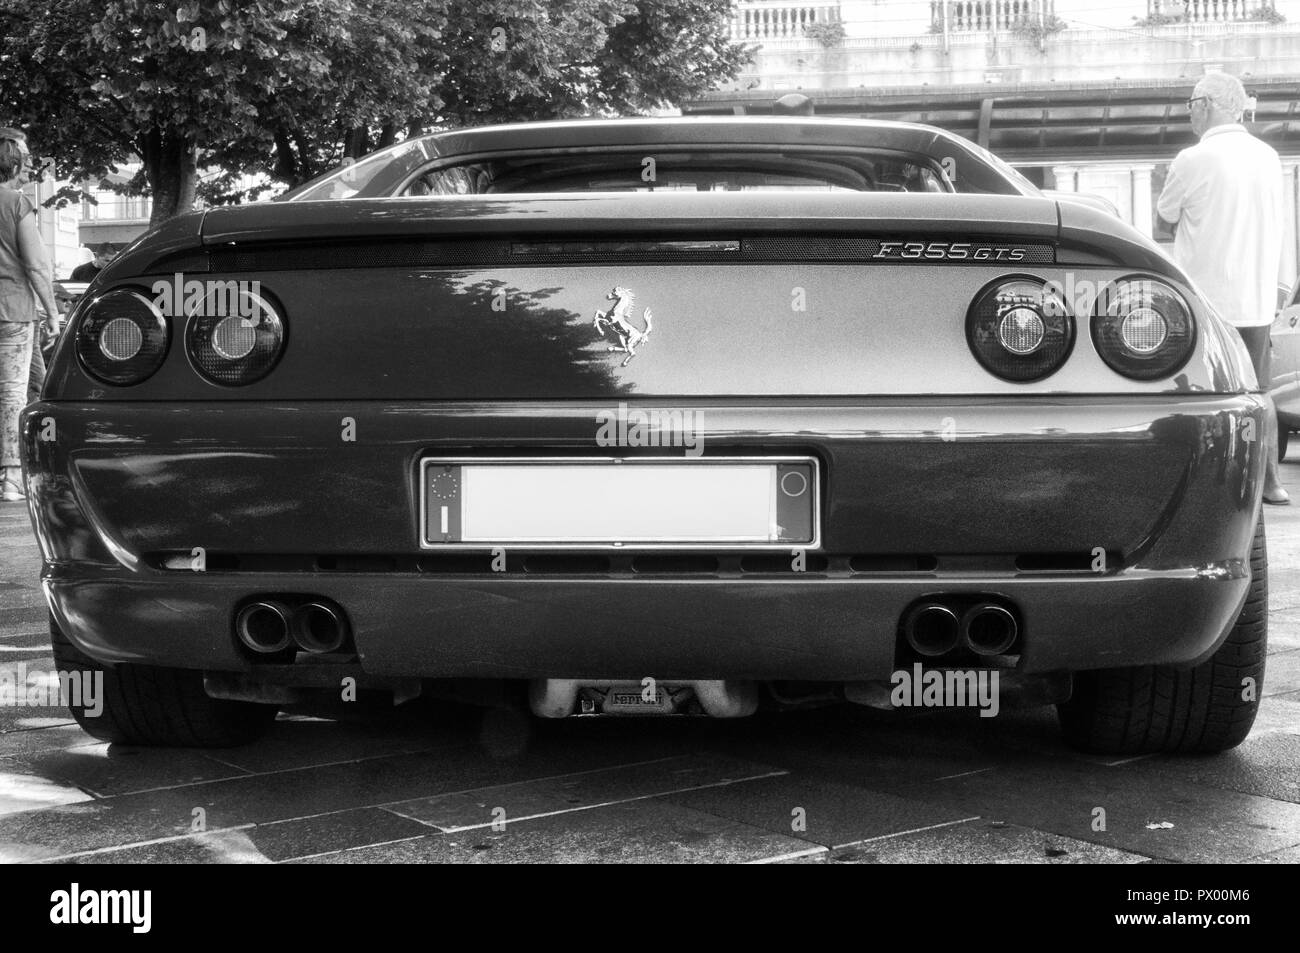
[
  {"left": 287, "top": 147, "right": 956, "bottom": 200},
  {"left": 403, "top": 151, "right": 952, "bottom": 195}
]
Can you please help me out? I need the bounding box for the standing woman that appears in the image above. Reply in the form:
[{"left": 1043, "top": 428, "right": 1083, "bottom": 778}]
[{"left": 0, "top": 134, "right": 61, "bottom": 501}]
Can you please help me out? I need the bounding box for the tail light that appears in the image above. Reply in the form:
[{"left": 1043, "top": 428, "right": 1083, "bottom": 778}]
[
  {"left": 966, "top": 277, "right": 1073, "bottom": 382},
  {"left": 1091, "top": 277, "right": 1195, "bottom": 380},
  {"left": 185, "top": 286, "right": 286, "bottom": 385},
  {"left": 75, "top": 288, "right": 169, "bottom": 386}
]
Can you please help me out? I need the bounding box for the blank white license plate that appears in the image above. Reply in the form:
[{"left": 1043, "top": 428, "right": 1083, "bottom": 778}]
[{"left": 420, "top": 457, "right": 817, "bottom": 548}]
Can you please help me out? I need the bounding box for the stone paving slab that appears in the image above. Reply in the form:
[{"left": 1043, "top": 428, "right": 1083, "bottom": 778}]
[
  {"left": 385, "top": 752, "right": 785, "bottom": 832},
  {"left": 660, "top": 771, "right": 978, "bottom": 848},
  {"left": 880, "top": 760, "right": 1300, "bottom": 863},
  {"left": 828, "top": 819, "right": 1149, "bottom": 864},
  {"left": 295, "top": 798, "right": 819, "bottom": 864},
  {"left": 60, "top": 808, "right": 434, "bottom": 864},
  {"left": 0, "top": 732, "right": 701, "bottom": 860}
]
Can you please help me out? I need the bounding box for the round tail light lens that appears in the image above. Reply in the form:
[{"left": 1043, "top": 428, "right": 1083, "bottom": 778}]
[
  {"left": 967, "top": 277, "right": 1073, "bottom": 381},
  {"left": 98, "top": 318, "right": 144, "bottom": 361},
  {"left": 76, "top": 288, "right": 169, "bottom": 385},
  {"left": 211, "top": 316, "right": 258, "bottom": 359},
  {"left": 185, "top": 286, "right": 286, "bottom": 385},
  {"left": 1091, "top": 278, "right": 1194, "bottom": 380},
  {"left": 997, "top": 307, "right": 1045, "bottom": 354},
  {"left": 1119, "top": 308, "right": 1167, "bottom": 353}
]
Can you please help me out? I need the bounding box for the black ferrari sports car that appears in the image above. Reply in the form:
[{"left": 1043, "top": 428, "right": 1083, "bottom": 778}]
[{"left": 21, "top": 117, "right": 1268, "bottom": 753}]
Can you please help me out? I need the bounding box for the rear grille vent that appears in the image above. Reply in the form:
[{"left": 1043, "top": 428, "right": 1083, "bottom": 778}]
[
  {"left": 738, "top": 554, "right": 831, "bottom": 573},
  {"left": 147, "top": 550, "right": 1111, "bottom": 577},
  {"left": 417, "top": 554, "right": 493, "bottom": 574},
  {"left": 523, "top": 554, "right": 612, "bottom": 574},
  {"left": 631, "top": 555, "right": 720, "bottom": 574},
  {"left": 849, "top": 554, "right": 939, "bottom": 573}
]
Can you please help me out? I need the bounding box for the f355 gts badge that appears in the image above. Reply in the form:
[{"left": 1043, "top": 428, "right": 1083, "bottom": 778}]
[{"left": 593, "top": 286, "right": 653, "bottom": 367}]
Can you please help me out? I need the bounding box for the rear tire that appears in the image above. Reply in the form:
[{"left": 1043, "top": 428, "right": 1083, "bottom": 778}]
[
  {"left": 1057, "top": 518, "right": 1267, "bottom": 755},
  {"left": 50, "top": 616, "right": 278, "bottom": 747},
  {"left": 1279, "top": 426, "right": 1290, "bottom": 462}
]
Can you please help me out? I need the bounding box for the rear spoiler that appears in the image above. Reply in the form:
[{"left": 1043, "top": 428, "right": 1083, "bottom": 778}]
[
  {"left": 107, "top": 191, "right": 1181, "bottom": 280},
  {"left": 197, "top": 192, "right": 1062, "bottom": 246}
]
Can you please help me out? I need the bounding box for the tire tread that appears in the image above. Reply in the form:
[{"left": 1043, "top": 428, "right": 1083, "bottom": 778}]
[
  {"left": 49, "top": 616, "right": 276, "bottom": 747},
  {"left": 1058, "top": 518, "right": 1267, "bottom": 755}
]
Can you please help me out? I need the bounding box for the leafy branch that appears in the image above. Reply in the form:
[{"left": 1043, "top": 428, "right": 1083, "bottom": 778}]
[
  {"left": 1010, "top": 13, "right": 1068, "bottom": 45},
  {"left": 803, "top": 20, "right": 845, "bottom": 48}
]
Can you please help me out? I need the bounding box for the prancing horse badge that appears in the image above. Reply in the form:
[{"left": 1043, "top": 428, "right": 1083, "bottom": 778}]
[{"left": 593, "top": 286, "right": 653, "bottom": 367}]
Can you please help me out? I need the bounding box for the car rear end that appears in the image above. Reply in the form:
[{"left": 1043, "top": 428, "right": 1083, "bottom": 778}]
[{"left": 21, "top": 188, "right": 1266, "bottom": 749}]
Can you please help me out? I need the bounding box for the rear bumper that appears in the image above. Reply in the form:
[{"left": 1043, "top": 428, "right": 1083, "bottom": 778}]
[
  {"left": 41, "top": 566, "right": 1250, "bottom": 679},
  {"left": 21, "top": 396, "right": 1266, "bottom": 680}
]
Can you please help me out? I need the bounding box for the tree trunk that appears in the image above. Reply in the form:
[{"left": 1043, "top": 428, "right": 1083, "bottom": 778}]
[
  {"left": 142, "top": 128, "right": 199, "bottom": 225},
  {"left": 272, "top": 128, "right": 298, "bottom": 184},
  {"left": 292, "top": 130, "right": 315, "bottom": 184},
  {"left": 344, "top": 126, "right": 371, "bottom": 160}
]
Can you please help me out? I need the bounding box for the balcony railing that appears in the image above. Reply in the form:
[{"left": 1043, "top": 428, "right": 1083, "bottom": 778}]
[
  {"left": 1147, "top": 0, "right": 1267, "bottom": 22},
  {"left": 930, "top": 0, "right": 1056, "bottom": 32},
  {"left": 731, "top": 2, "right": 841, "bottom": 40},
  {"left": 79, "top": 197, "right": 151, "bottom": 222}
]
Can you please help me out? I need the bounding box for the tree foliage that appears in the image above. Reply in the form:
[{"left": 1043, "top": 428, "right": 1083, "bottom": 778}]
[{"left": 0, "top": 0, "right": 749, "bottom": 222}]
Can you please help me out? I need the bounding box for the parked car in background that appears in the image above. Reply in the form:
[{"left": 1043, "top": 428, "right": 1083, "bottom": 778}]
[
  {"left": 1273, "top": 279, "right": 1300, "bottom": 460},
  {"left": 54, "top": 279, "right": 90, "bottom": 310},
  {"left": 32, "top": 281, "right": 86, "bottom": 370}
]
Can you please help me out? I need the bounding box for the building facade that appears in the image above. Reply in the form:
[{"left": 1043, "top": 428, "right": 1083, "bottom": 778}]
[
  {"left": 726, "top": 0, "right": 1300, "bottom": 87},
  {"left": 77, "top": 179, "right": 152, "bottom": 252},
  {"left": 688, "top": 0, "right": 1300, "bottom": 285},
  {"left": 19, "top": 172, "right": 85, "bottom": 280}
]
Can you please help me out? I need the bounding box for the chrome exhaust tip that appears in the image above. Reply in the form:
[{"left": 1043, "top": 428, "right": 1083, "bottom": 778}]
[
  {"left": 903, "top": 603, "right": 961, "bottom": 657},
  {"left": 235, "top": 600, "right": 292, "bottom": 654},
  {"left": 292, "top": 601, "right": 348, "bottom": 654},
  {"left": 960, "top": 603, "right": 1019, "bottom": 656}
]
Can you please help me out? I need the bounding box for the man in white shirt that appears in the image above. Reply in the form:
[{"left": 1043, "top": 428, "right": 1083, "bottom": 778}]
[{"left": 1157, "top": 72, "right": 1289, "bottom": 504}]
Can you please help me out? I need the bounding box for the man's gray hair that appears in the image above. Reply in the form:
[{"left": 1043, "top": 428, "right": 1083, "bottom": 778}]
[
  {"left": 1194, "top": 72, "right": 1249, "bottom": 118},
  {"left": 0, "top": 126, "right": 26, "bottom": 141}
]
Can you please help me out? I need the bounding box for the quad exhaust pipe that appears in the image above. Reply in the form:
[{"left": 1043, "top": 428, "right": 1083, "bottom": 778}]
[
  {"left": 235, "top": 600, "right": 293, "bottom": 654},
  {"left": 292, "top": 601, "right": 349, "bottom": 654},
  {"left": 235, "top": 599, "right": 350, "bottom": 655},
  {"left": 902, "top": 603, "right": 961, "bottom": 657},
  {"left": 902, "top": 600, "right": 1019, "bottom": 658},
  {"left": 960, "top": 603, "right": 1018, "bottom": 656}
]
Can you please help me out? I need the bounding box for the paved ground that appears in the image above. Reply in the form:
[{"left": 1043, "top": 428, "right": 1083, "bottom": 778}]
[{"left": 2, "top": 465, "right": 1299, "bottom": 864}]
